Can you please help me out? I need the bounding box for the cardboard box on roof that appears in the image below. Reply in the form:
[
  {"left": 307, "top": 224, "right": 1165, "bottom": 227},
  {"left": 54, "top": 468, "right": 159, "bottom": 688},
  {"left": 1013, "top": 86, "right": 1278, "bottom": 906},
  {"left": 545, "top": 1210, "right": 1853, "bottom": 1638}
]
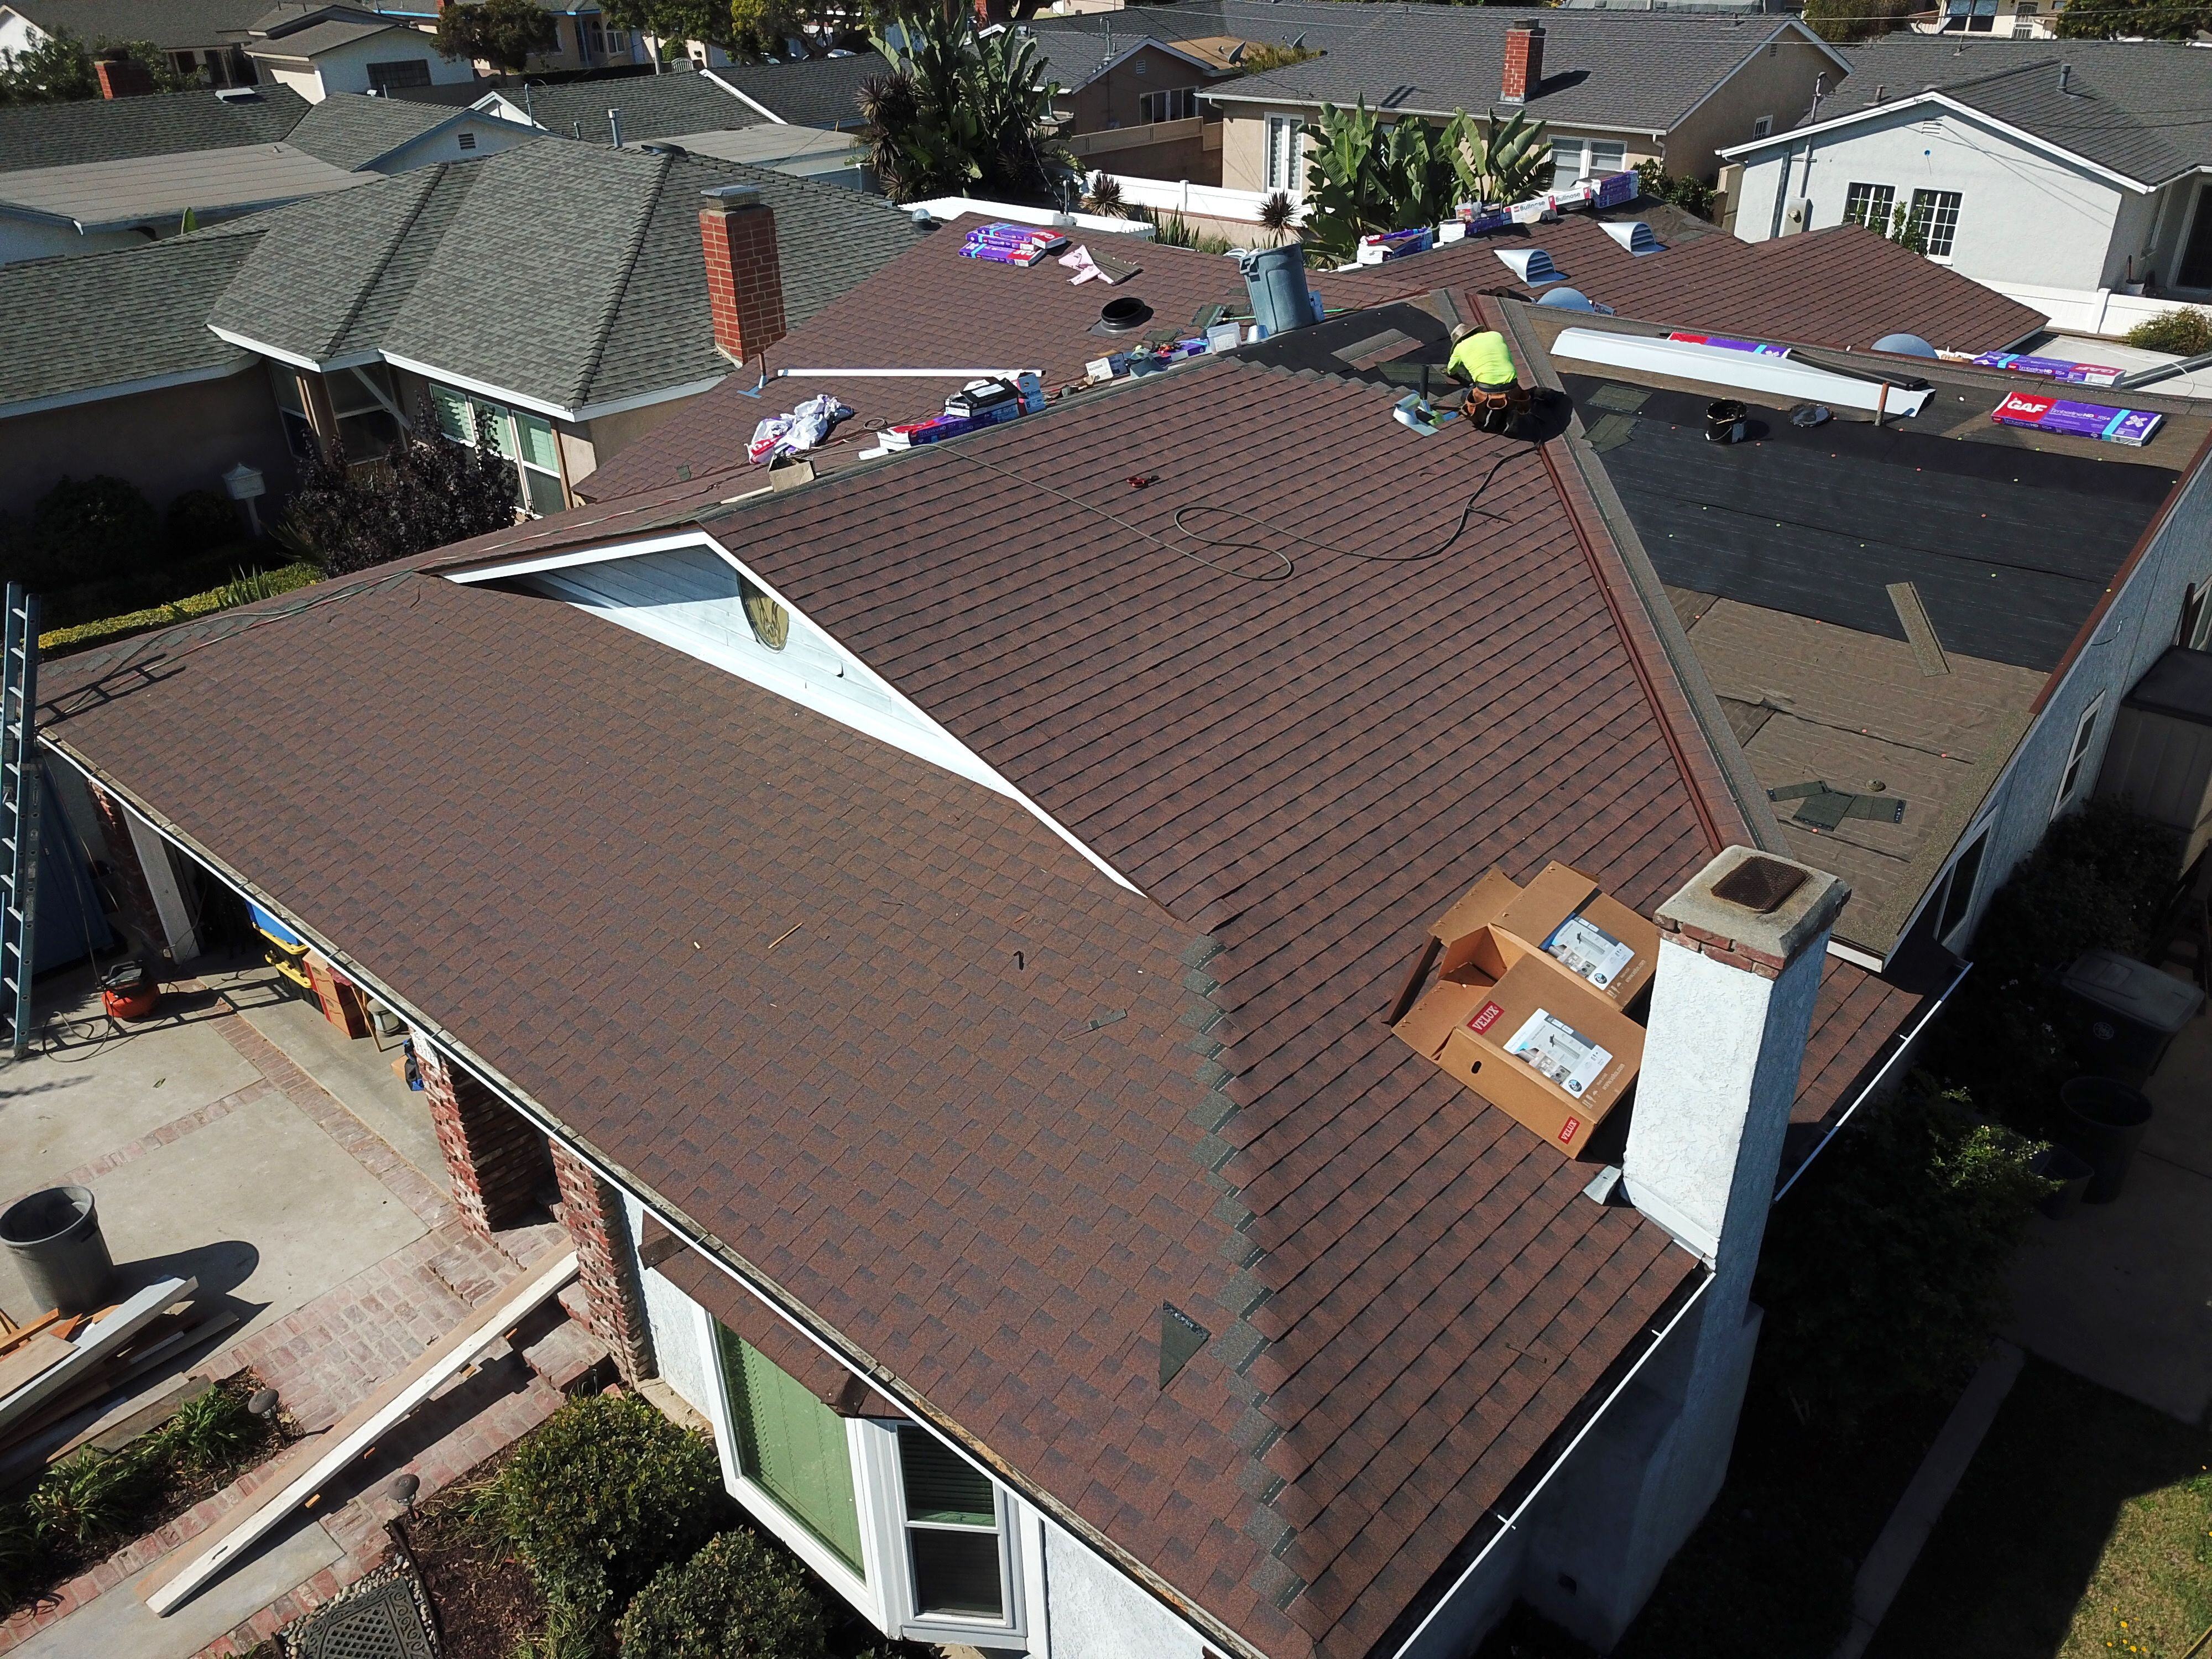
[
  {"left": 1389, "top": 866, "right": 1652, "bottom": 1155},
  {"left": 1494, "top": 862, "right": 1660, "bottom": 1009}
]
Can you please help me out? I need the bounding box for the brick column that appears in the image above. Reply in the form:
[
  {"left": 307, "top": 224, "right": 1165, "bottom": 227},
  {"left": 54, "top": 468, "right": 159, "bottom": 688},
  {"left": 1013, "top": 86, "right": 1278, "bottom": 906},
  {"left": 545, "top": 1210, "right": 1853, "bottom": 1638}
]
[
  {"left": 85, "top": 782, "right": 169, "bottom": 962},
  {"left": 548, "top": 1139, "right": 657, "bottom": 1383},
  {"left": 413, "top": 1036, "right": 555, "bottom": 1237}
]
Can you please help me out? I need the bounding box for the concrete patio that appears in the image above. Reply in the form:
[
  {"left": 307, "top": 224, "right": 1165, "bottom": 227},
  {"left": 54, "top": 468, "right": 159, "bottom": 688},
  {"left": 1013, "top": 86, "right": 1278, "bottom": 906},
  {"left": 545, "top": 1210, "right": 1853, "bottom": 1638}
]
[
  {"left": 2006, "top": 1003, "right": 2212, "bottom": 1428},
  {"left": 0, "top": 954, "right": 601, "bottom": 1659}
]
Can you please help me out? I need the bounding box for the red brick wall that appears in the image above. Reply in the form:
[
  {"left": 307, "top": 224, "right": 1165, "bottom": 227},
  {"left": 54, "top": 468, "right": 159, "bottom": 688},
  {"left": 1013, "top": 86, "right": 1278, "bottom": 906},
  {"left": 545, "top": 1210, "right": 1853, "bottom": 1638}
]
[
  {"left": 85, "top": 782, "right": 170, "bottom": 963},
  {"left": 548, "top": 1139, "right": 656, "bottom": 1382},
  {"left": 698, "top": 189, "right": 787, "bottom": 367},
  {"left": 415, "top": 1040, "right": 555, "bottom": 1237},
  {"left": 95, "top": 58, "right": 154, "bottom": 98}
]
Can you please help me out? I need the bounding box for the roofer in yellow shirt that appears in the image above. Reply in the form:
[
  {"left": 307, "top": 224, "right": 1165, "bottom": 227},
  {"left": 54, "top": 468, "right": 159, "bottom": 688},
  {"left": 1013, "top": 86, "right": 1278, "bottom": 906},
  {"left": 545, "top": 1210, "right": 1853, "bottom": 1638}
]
[{"left": 1447, "top": 325, "right": 1519, "bottom": 393}]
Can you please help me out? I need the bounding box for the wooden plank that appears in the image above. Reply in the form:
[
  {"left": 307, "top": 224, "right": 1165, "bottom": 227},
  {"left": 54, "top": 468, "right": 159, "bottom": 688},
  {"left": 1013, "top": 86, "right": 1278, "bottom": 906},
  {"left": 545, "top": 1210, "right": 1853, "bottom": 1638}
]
[
  {"left": 70, "top": 1376, "right": 216, "bottom": 1462},
  {"left": 0, "top": 1310, "right": 63, "bottom": 1357},
  {"left": 145, "top": 1249, "right": 575, "bottom": 1616},
  {"left": 0, "top": 1279, "right": 194, "bottom": 1440},
  {"left": 0, "top": 1334, "right": 73, "bottom": 1401}
]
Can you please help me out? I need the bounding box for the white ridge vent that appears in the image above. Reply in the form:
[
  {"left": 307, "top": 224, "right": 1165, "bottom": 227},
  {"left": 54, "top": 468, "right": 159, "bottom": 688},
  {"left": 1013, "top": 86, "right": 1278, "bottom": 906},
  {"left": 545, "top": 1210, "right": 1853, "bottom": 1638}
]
[
  {"left": 1601, "top": 221, "right": 1663, "bottom": 256},
  {"left": 1495, "top": 247, "right": 1561, "bottom": 285}
]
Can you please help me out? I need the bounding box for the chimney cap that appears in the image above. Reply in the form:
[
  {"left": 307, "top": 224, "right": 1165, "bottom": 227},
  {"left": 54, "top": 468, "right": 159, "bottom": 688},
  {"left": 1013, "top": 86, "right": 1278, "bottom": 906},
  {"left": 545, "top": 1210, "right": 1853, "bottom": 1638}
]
[
  {"left": 1507, "top": 17, "right": 1543, "bottom": 31},
  {"left": 1658, "top": 846, "right": 1849, "bottom": 966},
  {"left": 701, "top": 184, "right": 764, "bottom": 207}
]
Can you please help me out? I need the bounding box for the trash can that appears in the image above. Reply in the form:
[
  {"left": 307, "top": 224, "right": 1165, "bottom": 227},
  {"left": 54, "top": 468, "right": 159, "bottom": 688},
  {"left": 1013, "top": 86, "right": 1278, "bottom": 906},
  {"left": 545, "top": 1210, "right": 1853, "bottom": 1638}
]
[
  {"left": 2058, "top": 1076, "right": 2153, "bottom": 1204},
  {"left": 2060, "top": 949, "right": 2203, "bottom": 1081},
  {"left": 1238, "top": 243, "right": 1321, "bottom": 337},
  {"left": 0, "top": 1185, "right": 117, "bottom": 1315},
  {"left": 2030, "top": 1142, "right": 2095, "bottom": 1219}
]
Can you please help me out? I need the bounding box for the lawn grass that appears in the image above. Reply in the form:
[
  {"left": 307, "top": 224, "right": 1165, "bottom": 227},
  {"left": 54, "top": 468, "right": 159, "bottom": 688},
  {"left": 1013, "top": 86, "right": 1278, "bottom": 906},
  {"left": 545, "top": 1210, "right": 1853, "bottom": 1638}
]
[
  {"left": 1866, "top": 1357, "right": 2212, "bottom": 1659},
  {"left": 1474, "top": 1376, "right": 1960, "bottom": 1659}
]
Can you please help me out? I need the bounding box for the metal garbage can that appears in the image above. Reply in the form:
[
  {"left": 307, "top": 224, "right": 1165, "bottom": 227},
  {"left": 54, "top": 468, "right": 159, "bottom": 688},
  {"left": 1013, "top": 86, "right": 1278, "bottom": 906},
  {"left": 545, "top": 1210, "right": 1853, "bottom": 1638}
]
[
  {"left": 0, "top": 1185, "right": 117, "bottom": 1315},
  {"left": 2060, "top": 949, "right": 2203, "bottom": 1081},
  {"left": 2058, "top": 1076, "right": 2153, "bottom": 1204}
]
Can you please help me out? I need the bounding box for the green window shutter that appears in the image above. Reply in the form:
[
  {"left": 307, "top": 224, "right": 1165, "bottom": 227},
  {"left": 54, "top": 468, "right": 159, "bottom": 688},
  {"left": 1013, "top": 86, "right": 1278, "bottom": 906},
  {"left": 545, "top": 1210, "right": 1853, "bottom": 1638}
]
[{"left": 718, "top": 1326, "right": 867, "bottom": 1575}]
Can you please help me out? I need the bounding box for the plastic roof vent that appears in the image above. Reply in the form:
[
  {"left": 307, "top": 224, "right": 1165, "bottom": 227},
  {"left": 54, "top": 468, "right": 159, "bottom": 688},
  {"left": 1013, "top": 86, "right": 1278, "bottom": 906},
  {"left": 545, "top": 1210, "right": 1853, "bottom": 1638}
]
[
  {"left": 1495, "top": 247, "right": 1561, "bottom": 286},
  {"left": 1600, "top": 221, "right": 1664, "bottom": 256},
  {"left": 1538, "top": 286, "right": 1614, "bottom": 314},
  {"left": 1872, "top": 332, "right": 1940, "bottom": 358}
]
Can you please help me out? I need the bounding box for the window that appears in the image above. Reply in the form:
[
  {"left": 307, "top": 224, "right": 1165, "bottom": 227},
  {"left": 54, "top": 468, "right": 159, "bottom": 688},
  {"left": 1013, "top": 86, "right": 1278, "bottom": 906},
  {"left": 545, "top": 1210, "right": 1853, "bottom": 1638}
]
[
  {"left": 1939, "top": 0, "right": 1998, "bottom": 28},
  {"left": 897, "top": 1426, "right": 1005, "bottom": 1621},
  {"left": 329, "top": 364, "right": 400, "bottom": 460},
  {"left": 1551, "top": 137, "right": 1627, "bottom": 191},
  {"left": 1937, "top": 826, "right": 1988, "bottom": 942},
  {"left": 1264, "top": 114, "right": 1302, "bottom": 194},
  {"left": 2183, "top": 583, "right": 2212, "bottom": 651},
  {"left": 2054, "top": 695, "right": 2104, "bottom": 817},
  {"left": 1138, "top": 85, "right": 1196, "bottom": 123},
  {"left": 582, "top": 15, "right": 606, "bottom": 58},
  {"left": 1751, "top": 114, "right": 1772, "bottom": 139},
  {"left": 718, "top": 1326, "right": 867, "bottom": 1574},
  {"left": 431, "top": 384, "right": 566, "bottom": 515},
  {"left": 366, "top": 58, "right": 432, "bottom": 92},
  {"left": 270, "top": 366, "right": 316, "bottom": 461},
  {"left": 1908, "top": 187, "right": 1962, "bottom": 257},
  {"left": 1843, "top": 181, "right": 1895, "bottom": 231},
  {"left": 2012, "top": 0, "right": 2038, "bottom": 30}
]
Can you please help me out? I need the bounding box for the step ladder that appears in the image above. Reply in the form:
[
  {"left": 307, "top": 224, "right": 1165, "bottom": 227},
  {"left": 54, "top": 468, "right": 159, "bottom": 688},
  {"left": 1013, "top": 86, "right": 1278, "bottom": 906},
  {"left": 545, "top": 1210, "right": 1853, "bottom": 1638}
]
[{"left": 2, "top": 583, "right": 41, "bottom": 1058}]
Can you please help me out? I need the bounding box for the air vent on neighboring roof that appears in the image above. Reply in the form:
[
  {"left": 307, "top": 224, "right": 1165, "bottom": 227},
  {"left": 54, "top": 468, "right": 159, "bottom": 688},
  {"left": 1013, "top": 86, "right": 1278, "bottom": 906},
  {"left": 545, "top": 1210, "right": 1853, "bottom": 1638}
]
[
  {"left": 213, "top": 87, "right": 263, "bottom": 103},
  {"left": 1494, "top": 247, "right": 1561, "bottom": 286},
  {"left": 1600, "top": 221, "right": 1663, "bottom": 256}
]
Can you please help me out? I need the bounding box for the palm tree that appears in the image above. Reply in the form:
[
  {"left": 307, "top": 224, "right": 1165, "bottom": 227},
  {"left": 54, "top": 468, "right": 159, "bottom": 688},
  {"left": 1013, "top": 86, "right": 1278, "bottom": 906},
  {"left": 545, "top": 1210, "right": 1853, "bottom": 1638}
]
[{"left": 862, "top": 6, "right": 1072, "bottom": 205}]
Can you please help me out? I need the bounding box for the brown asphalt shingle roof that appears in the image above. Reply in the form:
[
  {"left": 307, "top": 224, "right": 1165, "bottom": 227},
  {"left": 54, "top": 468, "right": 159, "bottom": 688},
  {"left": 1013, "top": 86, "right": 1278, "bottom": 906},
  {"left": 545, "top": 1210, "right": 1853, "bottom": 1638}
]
[
  {"left": 41, "top": 346, "right": 1932, "bottom": 1658},
  {"left": 1316, "top": 217, "right": 2044, "bottom": 356}
]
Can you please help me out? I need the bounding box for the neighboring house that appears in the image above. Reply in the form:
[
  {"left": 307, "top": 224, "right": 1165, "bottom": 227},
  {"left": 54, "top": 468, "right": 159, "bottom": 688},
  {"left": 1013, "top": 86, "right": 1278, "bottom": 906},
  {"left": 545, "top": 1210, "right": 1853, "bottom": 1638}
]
[
  {"left": 1721, "top": 38, "right": 2212, "bottom": 333},
  {"left": 1023, "top": 23, "right": 1245, "bottom": 184},
  {"left": 0, "top": 0, "right": 268, "bottom": 87},
  {"left": 481, "top": 62, "right": 766, "bottom": 143},
  {"left": 244, "top": 3, "right": 477, "bottom": 101},
  {"left": 370, "top": 0, "right": 653, "bottom": 74},
  {"left": 700, "top": 52, "right": 884, "bottom": 129},
  {"left": 0, "top": 85, "right": 528, "bottom": 262},
  {"left": 1211, "top": 10, "right": 1850, "bottom": 202},
  {"left": 1910, "top": 0, "right": 2059, "bottom": 38},
  {"left": 0, "top": 139, "right": 921, "bottom": 519}
]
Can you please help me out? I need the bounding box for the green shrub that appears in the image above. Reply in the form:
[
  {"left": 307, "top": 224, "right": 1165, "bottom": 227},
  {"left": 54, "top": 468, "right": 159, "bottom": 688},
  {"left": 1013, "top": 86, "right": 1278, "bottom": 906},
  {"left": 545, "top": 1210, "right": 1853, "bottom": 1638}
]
[
  {"left": 2125, "top": 306, "right": 2212, "bottom": 358},
  {"left": 39, "top": 561, "right": 320, "bottom": 659},
  {"left": 25, "top": 1448, "right": 161, "bottom": 1548},
  {"left": 1634, "top": 160, "right": 1715, "bottom": 221},
  {"left": 1756, "top": 1084, "right": 2052, "bottom": 1427},
  {"left": 617, "top": 1530, "right": 827, "bottom": 1659},
  {"left": 150, "top": 1385, "right": 260, "bottom": 1476},
  {"left": 491, "top": 1392, "right": 730, "bottom": 1630},
  {"left": 163, "top": 489, "right": 245, "bottom": 558},
  {"left": 21, "top": 476, "right": 160, "bottom": 589}
]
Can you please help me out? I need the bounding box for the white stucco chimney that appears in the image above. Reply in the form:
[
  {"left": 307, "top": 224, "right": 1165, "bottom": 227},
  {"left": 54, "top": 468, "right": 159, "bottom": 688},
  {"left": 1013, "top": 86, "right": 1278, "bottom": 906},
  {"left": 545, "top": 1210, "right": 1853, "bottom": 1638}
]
[{"left": 1625, "top": 846, "right": 1849, "bottom": 1280}]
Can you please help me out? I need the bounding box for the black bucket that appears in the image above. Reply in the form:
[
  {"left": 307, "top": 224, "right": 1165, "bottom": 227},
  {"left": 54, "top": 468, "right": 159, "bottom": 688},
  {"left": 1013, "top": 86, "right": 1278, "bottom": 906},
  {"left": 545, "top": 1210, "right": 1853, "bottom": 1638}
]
[
  {"left": 2030, "top": 1142, "right": 2095, "bottom": 1220},
  {"left": 1706, "top": 399, "right": 1749, "bottom": 444},
  {"left": 2058, "top": 1076, "right": 2153, "bottom": 1204},
  {"left": 0, "top": 1184, "right": 117, "bottom": 1315}
]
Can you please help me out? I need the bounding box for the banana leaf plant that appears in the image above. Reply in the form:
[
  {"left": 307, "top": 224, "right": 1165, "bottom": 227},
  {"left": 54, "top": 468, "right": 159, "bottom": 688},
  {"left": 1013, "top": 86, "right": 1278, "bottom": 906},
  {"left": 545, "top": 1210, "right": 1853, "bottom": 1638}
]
[
  {"left": 1298, "top": 100, "right": 1552, "bottom": 262},
  {"left": 1453, "top": 106, "right": 1553, "bottom": 207}
]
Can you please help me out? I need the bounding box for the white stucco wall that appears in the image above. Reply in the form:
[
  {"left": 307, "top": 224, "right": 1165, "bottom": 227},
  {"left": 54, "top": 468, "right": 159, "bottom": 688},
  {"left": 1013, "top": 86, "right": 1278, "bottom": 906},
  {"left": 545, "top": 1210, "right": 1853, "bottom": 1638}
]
[
  {"left": 0, "top": 8, "right": 39, "bottom": 59},
  {"left": 1733, "top": 101, "right": 2134, "bottom": 291},
  {"left": 368, "top": 114, "right": 534, "bottom": 173},
  {"left": 1037, "top": 1515, "right": 1209, "bottom": 1659},
  {"left": 262, "top": 32, "right": 475, "bottom": 101}
]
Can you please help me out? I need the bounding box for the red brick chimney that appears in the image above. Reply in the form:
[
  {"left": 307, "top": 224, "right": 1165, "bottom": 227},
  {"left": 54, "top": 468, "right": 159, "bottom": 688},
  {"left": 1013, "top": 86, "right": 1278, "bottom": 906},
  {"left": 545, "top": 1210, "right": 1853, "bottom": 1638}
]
[
  {"left": 698, "top": 185, "right": 786, "bottom": 367},
  {"left": 1500, "top": 20, "right": 1543, "bottom": 105},
  {"left": 95, "top": 55, "right": 155, "bottom": 98}
]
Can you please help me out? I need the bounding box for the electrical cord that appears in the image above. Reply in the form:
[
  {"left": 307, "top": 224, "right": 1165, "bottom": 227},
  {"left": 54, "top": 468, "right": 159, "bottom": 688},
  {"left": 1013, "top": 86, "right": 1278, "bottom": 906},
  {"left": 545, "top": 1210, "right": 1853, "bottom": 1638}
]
[{"left": 942, "top": 444, "right": 1525, "bottom": 583}]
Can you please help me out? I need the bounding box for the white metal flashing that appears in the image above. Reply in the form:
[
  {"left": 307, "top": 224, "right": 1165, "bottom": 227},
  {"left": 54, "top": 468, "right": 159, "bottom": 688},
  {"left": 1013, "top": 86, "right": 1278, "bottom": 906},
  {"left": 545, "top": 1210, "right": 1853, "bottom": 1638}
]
[
  {"left": 1550, "top": 327, "right": 1934, "bottom": 417},
  {"left": 702, "top": 66, "right": 786, "bottom": 124},
  {"left": 206, "top": 324, "right": 380, "bottom": 375}
]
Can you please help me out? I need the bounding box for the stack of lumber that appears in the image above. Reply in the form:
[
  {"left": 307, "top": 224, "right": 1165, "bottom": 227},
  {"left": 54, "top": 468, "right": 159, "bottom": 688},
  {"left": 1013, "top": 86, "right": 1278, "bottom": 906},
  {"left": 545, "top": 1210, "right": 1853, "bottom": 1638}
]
[{"left": 0, "top": 1277, "right": 225, "bottom": 1468}]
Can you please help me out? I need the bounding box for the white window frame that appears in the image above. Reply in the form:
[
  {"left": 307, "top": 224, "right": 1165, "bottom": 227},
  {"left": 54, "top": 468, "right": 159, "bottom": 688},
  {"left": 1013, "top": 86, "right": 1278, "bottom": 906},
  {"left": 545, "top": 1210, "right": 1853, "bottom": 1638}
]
[
  {"left": 1265, "top": 113, "right": 1302, "bottom": 195},
  {"left": 1933, "top": 820, "right": 1991, "bottom": 946},
  {"left": 2054, "top": 694, "right": 2104, "bottom": 818},
  {"left": 431, "top": 382, "right": 567, "bottom": 515},
  {"left": 1909, "top": 186, "right": 1963, "bottom": 259},
  {"left": 859, "top": 1423, "right": 1031, "bottom": 1647},
  {"left": 1139, "top": 84, "right": 1196, "bottom": 124},
  {"left": 1552, "top": 137, "right": 1625, "bottom": 190},
  {"left": 1751, "top": 114, "right": 1772, "bottom": 139},
  {"left": 1844, "top": 181, "right": 1895, "bottom": 231},
  {"left": 692, "top": 1301, "right": 889, "bottom": 1622}
]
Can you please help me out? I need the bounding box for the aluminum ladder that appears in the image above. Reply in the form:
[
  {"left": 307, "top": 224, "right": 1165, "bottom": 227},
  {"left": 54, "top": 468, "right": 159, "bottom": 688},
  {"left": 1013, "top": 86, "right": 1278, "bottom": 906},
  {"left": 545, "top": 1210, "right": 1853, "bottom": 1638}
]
[{"left": 2, "top": 583, "right": 41, "bottom": 1058}]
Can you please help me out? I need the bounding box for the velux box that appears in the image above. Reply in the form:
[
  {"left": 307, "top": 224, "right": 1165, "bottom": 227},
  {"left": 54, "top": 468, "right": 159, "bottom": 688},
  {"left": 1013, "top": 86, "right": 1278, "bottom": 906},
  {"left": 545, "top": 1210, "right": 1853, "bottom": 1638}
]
[{"left": 1390, "top": 865, "right": 1658, "bottom": 1155}]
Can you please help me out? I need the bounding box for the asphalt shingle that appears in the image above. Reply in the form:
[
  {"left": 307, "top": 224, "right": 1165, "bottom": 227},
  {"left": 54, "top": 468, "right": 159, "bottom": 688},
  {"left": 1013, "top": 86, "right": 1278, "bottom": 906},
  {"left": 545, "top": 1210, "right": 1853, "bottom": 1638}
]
[
  {"left": 0, "top": 84, "right": 305, "bottom": 173},
  {"left": 504, "top": 66, "right": 765, "bottom": 143},
  {"left": 283, "top": 90, "right": 477, "bottom": 170}
]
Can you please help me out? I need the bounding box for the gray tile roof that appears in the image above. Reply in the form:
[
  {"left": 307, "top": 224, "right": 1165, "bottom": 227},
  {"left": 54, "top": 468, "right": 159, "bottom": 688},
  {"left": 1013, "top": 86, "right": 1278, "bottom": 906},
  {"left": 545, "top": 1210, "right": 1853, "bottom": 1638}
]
[
  {"left": 0, "top": 142, "right": 369, "bottom": 230},
  {"left": 0, "top": 0, "right": 270, "bottom": 48},
  {"left": 244, "top": 14, "right": 410, "bottom": 55},
  {"left": 502, "top": 66, "right": 764, "bottom": 142},
  {"left": 208, "top": 139, "right": 922, "bottom": 409},
  {"left": 1813, "top": 36, "right": 2212, "bottom": 186},
  {"left": 283, "top": 89, "right": 467, "bottom": 168},
  {"left": 0, "top": 229, "right": 259, "bottom": 410},
  {"left": 1213, "top": 6, "right": 1832, "bottom": 127},
  {"left": 704, "top": 54, "right": 886, "bottom": 130},
  {"left": 0, "top": 85, "right": 306, "bottom": 173}
]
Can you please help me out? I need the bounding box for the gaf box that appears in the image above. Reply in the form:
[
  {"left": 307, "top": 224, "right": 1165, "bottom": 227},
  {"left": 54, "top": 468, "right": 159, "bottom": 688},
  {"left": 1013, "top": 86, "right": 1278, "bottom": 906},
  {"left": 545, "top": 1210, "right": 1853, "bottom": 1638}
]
[{"left": 1390, "top": 868, "right": 1653, "bottom": 1154}]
